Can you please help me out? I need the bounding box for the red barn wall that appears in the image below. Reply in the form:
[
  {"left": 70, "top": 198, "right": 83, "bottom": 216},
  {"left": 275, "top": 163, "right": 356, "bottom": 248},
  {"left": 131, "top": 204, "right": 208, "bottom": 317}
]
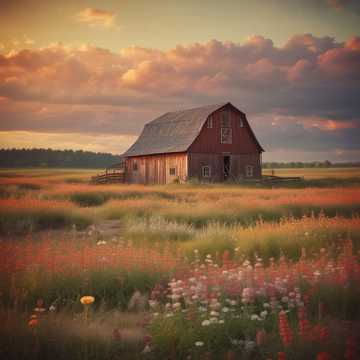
[{"left": 187, "top": 104, "right": 262, "bottom": 180}]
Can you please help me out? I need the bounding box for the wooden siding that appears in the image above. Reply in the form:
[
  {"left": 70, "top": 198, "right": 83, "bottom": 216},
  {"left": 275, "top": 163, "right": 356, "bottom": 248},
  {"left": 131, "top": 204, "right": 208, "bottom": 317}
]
[
  {"left": 188, "top": 104, "right": 260, "bottom": 155},
  {"left": 125, "top": 153, "right": 188, "bottom": 184},
  {"left": 187, "top": 104, "right": 262, "bottom": 179},
  {"left": 188, "top": 153, "right": 261, "bottom": 181}
]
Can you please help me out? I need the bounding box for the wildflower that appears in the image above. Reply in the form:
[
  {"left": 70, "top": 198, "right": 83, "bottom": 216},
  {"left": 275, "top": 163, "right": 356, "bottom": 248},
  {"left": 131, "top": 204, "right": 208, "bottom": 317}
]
[
  {"left": 144, "top": 334, "right": 152, "bottom": 345},
  {"left": 251, "top": 314, "right": 261, "bottom": 321},
  {"left": 221, "top": 306, "right": 229, "bottom": 313},
  {"left": 256, "top": 329, "right": 266, "bottom": 345},
  {"left": 142, "top": 345, "right": 151, "bottom": 354},
  {"left": 210, "top": 317, "right": 218, "bottom": 323},
  {"left": 49, "top": 305, "right": 56, "bottom": 312},
  {"left": 201, "top": 319, "right": 211, "bottom": 326},
  {"left": 173, "top": 302, "right": 181, "bottom": 310},
  {"left": 80, "top": 296, "right": 95, "bottom": 305},
  {"left": 260, "top": 310, "right": 268, "bottom": 318},
  {"left": 278, "top": 311, "right": 293, "bottom": 346},
  {"left": 195, "top": 341, "right": 204, "bottom": 347},
  {"left": 219, "top": 319, "right": 225, "bottom": 324},
  {"left": 28, "top": 314, "right": 39, "bottom": 328},
  {"left": 210, "top": 311, "right": 219, "bottom": 317},
  {"left": 80, "top": 296, "right": 95, "bottom": 321},
  {"left": 244, "top": 340, "right": 256, "bottom": 352}
]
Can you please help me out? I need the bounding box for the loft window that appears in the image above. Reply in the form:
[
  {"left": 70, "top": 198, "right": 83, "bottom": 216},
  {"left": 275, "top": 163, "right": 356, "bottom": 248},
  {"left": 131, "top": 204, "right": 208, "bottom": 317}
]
[
  {"left": 202, "top": 165, "right": 211, "bottom": 178},
  {"left": 221, "top": 127, "right": 232, "bottom": 144},
  {"left": 169, "top": 167, "right": 176, "bottom": 176},
  {"left": 245, "top": 165, "right": 254, "bottom": 177},
  {"left": 207, "top": 116, "right": 213, "bottom": 128},
  {"left": 133, "top": 161, "right": 138, "bottom": 171},
  {"left": 221, "top": 110, "right": 230, "bottom": 128},
  {"left": 239, "top": 118, "right": 244, "bottom": 127}
]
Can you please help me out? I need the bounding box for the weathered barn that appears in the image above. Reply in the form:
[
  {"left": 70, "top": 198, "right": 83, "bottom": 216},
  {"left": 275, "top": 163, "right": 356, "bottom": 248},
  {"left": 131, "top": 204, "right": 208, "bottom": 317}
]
[{"left": 122, "top": 102, "right": 264, "bottom": 184}]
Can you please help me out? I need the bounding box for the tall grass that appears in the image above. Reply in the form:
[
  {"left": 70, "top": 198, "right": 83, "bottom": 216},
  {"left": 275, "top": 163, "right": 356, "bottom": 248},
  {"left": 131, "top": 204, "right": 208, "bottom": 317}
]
[{"left": 0, "top": 198, "right": 91, "bottom": 234}]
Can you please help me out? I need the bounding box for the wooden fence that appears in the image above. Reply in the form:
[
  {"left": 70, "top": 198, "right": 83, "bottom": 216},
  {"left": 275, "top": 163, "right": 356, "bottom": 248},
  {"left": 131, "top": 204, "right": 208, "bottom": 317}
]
[{"left": 90, "top": 172, "right": 125, "bottom": 184}]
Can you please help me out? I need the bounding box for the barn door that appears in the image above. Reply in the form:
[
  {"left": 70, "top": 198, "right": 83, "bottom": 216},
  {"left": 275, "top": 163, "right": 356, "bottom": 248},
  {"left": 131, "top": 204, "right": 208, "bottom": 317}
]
[{"left": 223, "top": 155, "right": 231, "bottom": 180}]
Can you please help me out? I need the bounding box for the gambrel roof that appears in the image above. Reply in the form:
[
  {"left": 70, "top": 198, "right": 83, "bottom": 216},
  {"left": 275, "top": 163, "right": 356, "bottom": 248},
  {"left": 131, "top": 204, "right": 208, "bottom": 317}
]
[{"left": 122, "top": 102, "right": 264, "bottom": 157}]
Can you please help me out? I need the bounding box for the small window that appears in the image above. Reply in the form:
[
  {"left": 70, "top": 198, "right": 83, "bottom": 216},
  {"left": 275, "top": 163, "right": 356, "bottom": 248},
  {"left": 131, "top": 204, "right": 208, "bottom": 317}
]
[
  {"left": 245, "top": 165, "right": 254, "bottom": 177},
  {"left": 221, "top": 110, "right": 230, "bottom": 128},
  {"left": 207, "top": 116, "right": 213, "bottom": 128},
  {"left": 221, "top": 127, "right": 232, "bottom": 144},
  {"left": 239, "top": 118, "right": 244, "bottom": 128},
  {"left": 202, "top": 165, "right": 211, "bottom": 178},
  {"left": 133, "top": 161, "right": 138, "bottom": 171},
  {"left": 169, "top": 167, "right": 176, "bottom": 176}
]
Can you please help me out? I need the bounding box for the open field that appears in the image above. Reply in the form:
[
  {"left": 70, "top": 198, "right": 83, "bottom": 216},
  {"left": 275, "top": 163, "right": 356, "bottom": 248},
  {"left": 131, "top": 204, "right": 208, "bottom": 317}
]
[{"left": 1, "top": 168, "right": 360, "bottom": 359}]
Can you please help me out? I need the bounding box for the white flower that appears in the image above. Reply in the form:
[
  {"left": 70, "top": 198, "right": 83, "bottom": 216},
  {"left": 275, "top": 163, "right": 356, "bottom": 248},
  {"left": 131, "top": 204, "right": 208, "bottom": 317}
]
[
  {"left": 210, "top": 311, "right": 219, "bottom": 317},
  {"left": 219, "top": 319, "right": 225, "bottom": 324},
  {"left": 251, "top": 314, "right": 261, "bottom": 321},
  {"left": 260, "top": 310, "right": 268, "bottom": 318},
  {"left": 148, "top": 300, "right": 158, "bottom": 308},
  {"left": 221, "top": 307, "right": 229, "bottom": 313},
  {"left": 142, "top": 345, "right": 151, "bottom": 353},
  {"left": 173, "top": 302, "right": 181, "bottom": 309},
  {"left": 165, "top": 313, "right": 174, "bottom": 317},
  {"left": 263, "top": 302, "right": 270, "bottom": 308},
  {"left": 281, "top": 296, "right": 289, "bottom": 303},
  {"left": 49, "top": 305, "right": 56, "bottom": 312},
  {"left": 210, "top": 317, "right": 218, "bottom": 323},
  {"left": 201, "top": 320, "right": 210, "bottom": 326},
  {"left": 245, "top": 340, "right": 256, "bottom": 351},
  {"left": 195, "top": 341, "right": 204, "bottom": 347}
]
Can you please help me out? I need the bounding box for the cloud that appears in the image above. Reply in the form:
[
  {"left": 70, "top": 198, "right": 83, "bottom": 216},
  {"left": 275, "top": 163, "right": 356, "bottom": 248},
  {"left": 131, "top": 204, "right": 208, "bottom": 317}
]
[
  {"left": 0, "top": 34, "right": 359, "bottom": 159},
  {"left": 76, "top": 7, "right": 118, "bottom": 28}
]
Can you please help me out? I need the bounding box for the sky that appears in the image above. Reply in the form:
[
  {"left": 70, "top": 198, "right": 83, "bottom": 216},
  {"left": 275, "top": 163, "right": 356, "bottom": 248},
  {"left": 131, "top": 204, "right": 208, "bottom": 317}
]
[{"left": 0, "top": 0, "right": 360, "bottom": 162}]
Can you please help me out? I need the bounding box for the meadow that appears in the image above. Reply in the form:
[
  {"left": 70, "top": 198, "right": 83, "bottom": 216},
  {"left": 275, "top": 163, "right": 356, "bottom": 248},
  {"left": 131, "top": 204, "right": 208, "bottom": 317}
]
[{"left": 0, "top": 168, "right": 360, "bottom": 359}]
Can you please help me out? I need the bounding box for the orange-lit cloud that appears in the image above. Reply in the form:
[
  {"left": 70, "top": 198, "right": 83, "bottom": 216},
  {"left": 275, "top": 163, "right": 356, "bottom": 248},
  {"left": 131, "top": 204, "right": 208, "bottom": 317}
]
[
  {"left": 76, "top": 8, "right": 118, "bottom": 28},
  {"left": 0, "top": 34, "right": 359, "bottom": 159}
]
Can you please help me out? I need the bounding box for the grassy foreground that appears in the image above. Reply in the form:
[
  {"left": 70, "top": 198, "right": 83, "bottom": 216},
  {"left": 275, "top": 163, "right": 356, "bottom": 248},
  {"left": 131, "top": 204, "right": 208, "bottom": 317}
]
[{"left": 0, "top": 168, "right": 359, "bottom": 359}]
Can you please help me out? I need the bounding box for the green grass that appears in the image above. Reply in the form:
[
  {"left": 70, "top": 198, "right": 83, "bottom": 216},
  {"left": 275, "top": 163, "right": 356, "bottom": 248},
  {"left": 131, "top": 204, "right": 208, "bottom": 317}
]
[{"left": 0, "top": 208, "right": 92, "bottom": 234}]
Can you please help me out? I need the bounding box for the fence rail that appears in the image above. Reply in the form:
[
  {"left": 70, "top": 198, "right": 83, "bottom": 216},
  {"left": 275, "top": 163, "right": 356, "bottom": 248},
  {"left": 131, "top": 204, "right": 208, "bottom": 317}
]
[{"left": 90, "top": 172, "right": 125, "bottom": 184}]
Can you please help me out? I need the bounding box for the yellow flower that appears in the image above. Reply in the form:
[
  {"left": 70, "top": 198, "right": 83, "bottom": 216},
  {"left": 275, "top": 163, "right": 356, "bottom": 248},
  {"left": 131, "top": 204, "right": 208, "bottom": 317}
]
[{"left": 80, "top": 296, "right": 95, "bottom": 305}]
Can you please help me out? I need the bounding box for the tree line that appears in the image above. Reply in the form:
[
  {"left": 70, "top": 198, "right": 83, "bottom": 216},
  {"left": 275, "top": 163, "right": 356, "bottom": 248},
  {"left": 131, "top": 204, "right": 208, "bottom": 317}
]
[
  {"left": 262, "top": 161, "right": 360, "bottom": 168},
  {"left": 0, "top": 148, "right": 121, "bottom": 168},
  {"left": 0, "top": 148, "right": 359, "bottom": 169}
]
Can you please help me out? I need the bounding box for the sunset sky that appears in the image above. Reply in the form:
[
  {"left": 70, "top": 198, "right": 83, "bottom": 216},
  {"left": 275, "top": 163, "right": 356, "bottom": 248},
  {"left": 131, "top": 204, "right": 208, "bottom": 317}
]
[{"left": 1, "top": 0, "right": 360, "bottom": 161}]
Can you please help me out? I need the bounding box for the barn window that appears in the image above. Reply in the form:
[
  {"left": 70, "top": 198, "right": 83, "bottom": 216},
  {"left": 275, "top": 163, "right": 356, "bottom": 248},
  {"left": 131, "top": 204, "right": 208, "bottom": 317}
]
[
  {"left": 133, "top": 161, "right": 138, "bottom": 171},
  {"left": 245, "top": 165, "right": 254, "bottom": 177},
  {"left": 221, "top": 110, "right": 230, "bottom": 128},
  {"left": 239, "top": 118, "right": 244, "bottom": 127},
  {"left": 221, "top": 127, "right": 232, "bottom": 144},
  {"left": 207, "top": 116, "right": 213, "bottom": 128},
  {"left": 169, "top": 167, "right": 176, "bottom": 176},
  {"left": 202, "top": 165, "right": 211, "bottom": 178}
]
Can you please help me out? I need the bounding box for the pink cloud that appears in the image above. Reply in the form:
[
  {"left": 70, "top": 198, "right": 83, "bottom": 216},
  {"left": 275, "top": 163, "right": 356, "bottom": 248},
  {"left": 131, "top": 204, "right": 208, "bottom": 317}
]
[{"left": 0, "top": 34, "right": 359, "bottom": 158}]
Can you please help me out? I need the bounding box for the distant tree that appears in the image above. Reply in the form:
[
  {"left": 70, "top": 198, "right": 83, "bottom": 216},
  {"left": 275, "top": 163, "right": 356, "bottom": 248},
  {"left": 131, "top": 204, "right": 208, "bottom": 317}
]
[{"left": 0, "top": 148, "right": 121, "bottom": 168}]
